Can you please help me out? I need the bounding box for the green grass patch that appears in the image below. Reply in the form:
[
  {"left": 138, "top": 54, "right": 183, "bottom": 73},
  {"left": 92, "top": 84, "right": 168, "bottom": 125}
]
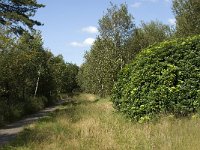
[{"left": 2, "top": 93, "right": 200, "bottom": 150}]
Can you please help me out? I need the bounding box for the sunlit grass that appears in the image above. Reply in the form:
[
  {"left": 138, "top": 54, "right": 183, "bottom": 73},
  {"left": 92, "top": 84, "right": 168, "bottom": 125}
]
[{"left": 2, "top": 93, "right": 200, "bottom": 150}]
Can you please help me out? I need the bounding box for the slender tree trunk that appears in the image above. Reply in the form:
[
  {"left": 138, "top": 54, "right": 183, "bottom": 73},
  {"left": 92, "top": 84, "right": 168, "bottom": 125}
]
[
  {"left": 34, "top": 75, "right": 40, "bottom": 97},
  {"left": 34, "top": 66, "right": 41, "bottom": 97}
]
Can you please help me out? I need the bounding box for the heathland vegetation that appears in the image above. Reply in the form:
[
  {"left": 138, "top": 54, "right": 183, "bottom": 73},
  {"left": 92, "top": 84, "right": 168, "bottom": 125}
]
[
  {"left": 0, "top": 0, "right": 200, "bottom": 149},
  {"left": 2, "top": 94, "right": 200, "bottom": 149}
]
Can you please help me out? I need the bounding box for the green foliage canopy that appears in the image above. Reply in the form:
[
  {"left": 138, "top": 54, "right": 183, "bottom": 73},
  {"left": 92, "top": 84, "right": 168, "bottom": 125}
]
[
  {"left": 77, "top": 3, "right": 135, "bottom": 97},
  {"left": 78, "top": 4, "right": 173, "bottom": 97},
  {"left": 173, "top": 0, "right": 200, "bottom": 37},
  {"left": 128, "top": 21, "right": 173, "bottom": 56},
  {"left": 0, "top": 30, "right": 79, "bottom": 125}
]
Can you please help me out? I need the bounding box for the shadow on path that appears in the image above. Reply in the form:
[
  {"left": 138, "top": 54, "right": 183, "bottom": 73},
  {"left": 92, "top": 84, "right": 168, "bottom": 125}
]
[{"left": 0, "top": 100, "right": 66, "bottom": 147}]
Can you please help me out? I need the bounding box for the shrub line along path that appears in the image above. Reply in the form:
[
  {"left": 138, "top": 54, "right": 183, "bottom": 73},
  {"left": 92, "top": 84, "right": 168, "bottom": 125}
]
[{"left": 0, "top": 99, "right": 68, "bottom": 146}]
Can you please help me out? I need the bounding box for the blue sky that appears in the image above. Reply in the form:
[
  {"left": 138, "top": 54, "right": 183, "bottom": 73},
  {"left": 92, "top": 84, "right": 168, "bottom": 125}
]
[{"left": 34, "top": 0, "right": 175, "bottom": 66}]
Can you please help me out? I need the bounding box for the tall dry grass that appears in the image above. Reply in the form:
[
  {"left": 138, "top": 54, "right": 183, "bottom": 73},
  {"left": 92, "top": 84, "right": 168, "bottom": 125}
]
[{"left": 2, "top": 93, "right": 200, "bottom": 150}]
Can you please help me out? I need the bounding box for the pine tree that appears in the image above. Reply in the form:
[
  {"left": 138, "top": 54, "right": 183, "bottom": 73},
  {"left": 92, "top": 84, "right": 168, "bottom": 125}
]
[{"left": 0, "top": 0, "right": 44, "bottom": 34}]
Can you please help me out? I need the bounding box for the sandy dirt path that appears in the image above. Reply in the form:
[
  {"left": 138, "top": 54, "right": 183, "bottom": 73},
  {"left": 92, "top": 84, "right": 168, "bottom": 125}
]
[{"left": 0, "top": 101, "right": 65, "bottom": 146}]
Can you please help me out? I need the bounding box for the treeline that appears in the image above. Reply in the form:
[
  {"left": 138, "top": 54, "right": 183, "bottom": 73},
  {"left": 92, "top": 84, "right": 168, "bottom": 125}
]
[
  {"left": 0, "top": 30, "right": 79, "bottom": 125},
  {"left": 77, "top": 4, "right": 172, "bottom": 97},
  {"left": 0, "top": 0, "right": 79, "bottom": 125},
  {"left": 77, "top": 0, "right": 200, "bottom": 97}
]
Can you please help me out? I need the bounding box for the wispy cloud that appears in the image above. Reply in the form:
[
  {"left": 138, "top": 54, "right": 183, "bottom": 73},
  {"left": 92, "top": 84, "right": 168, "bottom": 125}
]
[
  {"left": 142, "top": 0, "right": 157, "bottom": 3},
  {"left": 168, "top": 18, "right": 176, "bottom": 25},
  {"left": 142, "top": 0, "right": 170, "bottom": 3},
  {"left": 82, "top": 26, "right": 98, "bottom": 34},
  {"left": 70, "top": 38, "right": 95, "bottom": 47},
  {"left": 131, "top": 2, "right": 142, "bottom": 8},
  {"left": 131, "top": 0, "right": 170, "bottom": 9}
]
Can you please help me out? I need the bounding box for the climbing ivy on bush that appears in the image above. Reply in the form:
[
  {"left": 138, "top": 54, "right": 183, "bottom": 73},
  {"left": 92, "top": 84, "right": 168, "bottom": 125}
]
[{"left": 112, "top": 35, "right": 200, "bottom": 122}]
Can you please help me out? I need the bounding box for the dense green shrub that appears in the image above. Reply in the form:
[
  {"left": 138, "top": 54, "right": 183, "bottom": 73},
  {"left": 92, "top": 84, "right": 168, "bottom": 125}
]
[
  {"left": 7, "top": 104, "right": 24, "bottom": 121},
  {"left": 112, "top": 35, "right": 200, "bottom": 122},
  {"left": 25, "top": 96, "right": 47, "bottom": 114},
  {"left": 0, "top": 100, "right": 7, "bottom": 126}
]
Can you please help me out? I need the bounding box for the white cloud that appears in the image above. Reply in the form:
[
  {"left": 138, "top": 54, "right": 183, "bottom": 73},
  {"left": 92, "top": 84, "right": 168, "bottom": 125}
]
[
  {"left": 70, "top": 42, "right": 83, "bottom": 47},
  {"left": 168, "top": 18, "right": 176, "bottom": 25},
  {"left": 82, "top": 26, "right": 98, "bottom": 34},
  {"left": 131, "top": 2, "right": 142, "bottom": 8},
  {"left": 83, "top": 38, "right": 95, "bottom": 46},
  {"left": 70, "top": 38, "right": 95, "bottom": 47}
]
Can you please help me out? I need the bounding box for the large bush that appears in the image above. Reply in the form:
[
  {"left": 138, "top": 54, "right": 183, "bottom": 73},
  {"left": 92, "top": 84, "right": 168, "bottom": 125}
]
[
  {"left": 25, "top": 96, "right": 47, "bottom": 114},
  {"left": 112, "top": 35, "right": 200, "bottom": 122}
]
